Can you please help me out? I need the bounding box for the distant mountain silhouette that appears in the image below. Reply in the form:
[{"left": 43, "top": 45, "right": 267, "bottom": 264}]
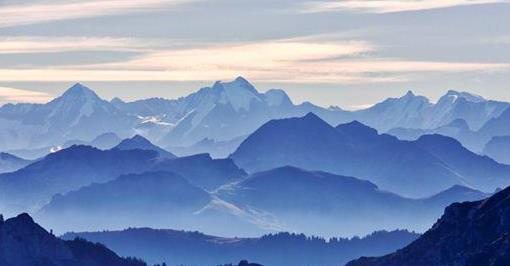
[
  {"left": 153, "top": 77, "right": 350, "bottom": 146},
  {"left": 0, "top": 145, "right": 159, "bottom": 215},
  {"left": 422, "top": 183, "right": 486, "bottom": 202},
  {"left": 167, "top": 136, "right": 246, "bottom": 158},
  {"left": 39, "top": 171, "right": 211, "bottom": 234},
  {"left": 0, "top": 144, "right": 245, "bottom": 217},
  {"left": 62, "top": 227, "right": 419, "bottom": 266},
  {"left": 388, "top": 119, "right": 483, "bottom": 152},
  {"left": 64, "top": 132, "right": 122, "bottom": 150},
  {"left": 231, "top": 113, "right": 510, "bottom": 197},
  {"left": 0, "top": 152, "right": 31, "bottom": 174},
  {"left": 4, "top": 146, "right": 56, "bottom": 160},
  {"left": 29, "top": 163, "right": 486, "bottom": 237},
  {"left": 215, "top": 166, "right": 488, "bottom": 236},
  {"left": 415, "top": 134, "right": 510, "bottom": 192},
  {"left": 484, "top": 135, "right": 510, "bottom": 164},
  {"left": 353, "top": 90, "right": 508, "bottom": 132},
  {"left": 479, "top": 107, "right": 510, "bottom": 139},
  {"left": 114, "top": 135, "right": 176, "bottom": 158},
  {"left": 388, "top": 104, "right": 510, "bottom": 154},
  {"left": 151, "top": 153, "right": 246, "bottom": 191},
  {"left": 0, "top": 79, "right": 508, "bottom": 158},
  {"left": 0, "top": 213, "right": 146, "bottom": 266},
  {"left": 0, "top": 83, "right": 134, "bottom": 151},
  {"left": 347, "top": 185, "right": 510, "bottom": 266},
  {"left": 352, "top": 90, "right": 431, "bottom": 132}
]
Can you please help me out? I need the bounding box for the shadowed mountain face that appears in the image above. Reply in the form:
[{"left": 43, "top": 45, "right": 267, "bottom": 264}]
[
  {"left": 231, "top": 113, "right": 510, "bottom": 197},
  {"left": 0, "top": 145, "right": 160, "bottom": 215},
  {"left": 0, "top": 213, "right": 146, "bottom": 266},
  {"left": 215, "top": 166, "right": 488, "bottom": 237},
  {"left": 347, "top": 186, "right": 510, "bottom": 266},
  {"left": 0, "top": 152, "right": 32, "bottom": 174},
  {"left": 62, "top": 228, "right": 419, "bottom": 266}
]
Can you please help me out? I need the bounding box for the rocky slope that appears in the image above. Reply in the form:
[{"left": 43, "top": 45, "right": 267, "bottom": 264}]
[{"left": 347, "top": 185, "right": 510, "bottom": 266}]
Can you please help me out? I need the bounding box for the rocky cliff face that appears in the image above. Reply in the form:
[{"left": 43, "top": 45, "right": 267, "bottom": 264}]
[{"left": 347, "top": 186, "right": 510, "bottom": 266}]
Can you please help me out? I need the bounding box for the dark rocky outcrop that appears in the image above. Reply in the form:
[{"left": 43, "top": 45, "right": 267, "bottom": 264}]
[{"left": 347, "top": 186, "right": 510, "bottom": 266}]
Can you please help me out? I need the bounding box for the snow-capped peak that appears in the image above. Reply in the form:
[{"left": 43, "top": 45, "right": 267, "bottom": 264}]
[
  {"left": 213, "top": 77, "right": 262, "bottom": 111},
  {"left": 443, "top": 90, "right": 485, "bottom": 103}
]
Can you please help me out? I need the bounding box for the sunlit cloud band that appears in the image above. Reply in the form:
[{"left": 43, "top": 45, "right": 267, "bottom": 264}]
[
  {"left": 0, "top": 0, "right": 198, "bottom": 28},
  {"left": 300, "top": 0, "right": 506, "bottom": 13},
  {"left": 0, "top": 86, "right": 53, "bottom": 104}
]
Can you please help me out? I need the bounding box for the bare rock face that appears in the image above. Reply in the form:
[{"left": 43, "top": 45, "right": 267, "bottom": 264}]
[
  {"left": 0, "top": 213, "right": 146, "bottom": 266},
  {"left": 347, "top": 186, "right": 510, "bottom": 266}
]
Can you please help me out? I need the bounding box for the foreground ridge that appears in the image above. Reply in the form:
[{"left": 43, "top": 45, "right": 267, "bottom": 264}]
[
  {"left": 347, "top": 186, "right": 510, "bottom": 266},
  {"left": 0, "top": 213, "right": 146, "bottom": 266}
]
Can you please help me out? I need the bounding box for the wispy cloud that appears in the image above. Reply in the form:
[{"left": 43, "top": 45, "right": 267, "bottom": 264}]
[
  {"left": 0, "top": 0, "right": 198, "bottom": 28},
  {"left": 0, "top": 86, "right": 53, "bottom": 103},
  {"left": 0, "top": 37, "right": 507, "bottom": 84},
  {"left": 300, "top": 0, "right": 506, "bottom": 13},
  {"left": 0, "top": 36, "right": 147, "bottom": 54},
  {"left": 108, "top": 40, "right": 375, "bottom": 70}
]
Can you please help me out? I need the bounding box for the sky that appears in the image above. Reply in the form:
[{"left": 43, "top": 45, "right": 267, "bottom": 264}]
[{"left": 0, "top": 0, "right": 509, "bottom": 109}]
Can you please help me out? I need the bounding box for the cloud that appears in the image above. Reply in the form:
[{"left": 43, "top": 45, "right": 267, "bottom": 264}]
[
  {"left": 299, "top": 0, "right": 506, "bottom": 13},
  {"left": 0, "top": 0, "right": 198, "bottom": 28},
  {"left": 0, "top": 86, "right": 53, "bottom": 103},
  {"left": 108, "top": 40, "right": 375, "bottom": 70},
  {"left": 0, "top": 38, "right": 507, "bottom": 84},
  {"left": 0, "top": 36, "right": 147, "bottom": 54}
]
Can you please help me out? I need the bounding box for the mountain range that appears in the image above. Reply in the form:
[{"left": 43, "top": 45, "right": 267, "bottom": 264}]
[
  {"left": 35, "top": 161, "right": 488, "bottom": 237},
  {"left": 347, "top": 183, "right": 510, "bottom": 266},
  {"left": 2, "top": 77, "right": 510, "bottom": 263},
  {"left": 0, "top": 83, "right": 133, "bottom": 152},
  {"left": 0, "top": 145, "right": 160, "bottom": 215},
  {"left": 214, "top": 166, "right": 488, "bottom": 236},
  {"left": 38, "top": 171, "right": 212, "bottom": 234},
  {"left": 0, "top": 114, "right": 500, "bottom": 237},
  {"left": 62, "top": 228, "right": 419, "bottom": 266},
  {"left": 0, "top": 134, "right": 247, "bottom": 216},
  {"left": 2, "top": 78, "right": 509, "bottom": 160},
  {"left": 0, "top": 77, "right": 348, "bottom": 153},
  {"left": 230, "top": 113, "right": 510, "bottom": 197},
  {"left": 357, "top": 90, "right": 508, "bottom": 132}
]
